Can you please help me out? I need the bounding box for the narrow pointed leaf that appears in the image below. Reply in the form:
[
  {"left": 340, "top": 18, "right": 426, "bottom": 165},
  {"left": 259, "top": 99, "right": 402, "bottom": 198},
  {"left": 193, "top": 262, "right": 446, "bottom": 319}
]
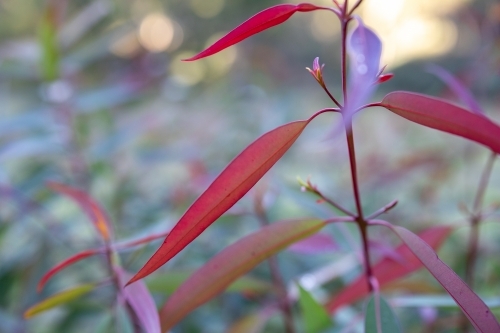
[
  {"left": 184, "top": 3, "right": 326, "bottom": 61},
  {"left": 326, "top": 226, "right": 452, "bottom": 312},
  {"left": 226, "top": 307, "right": 277, "bottom": 333},
  {"left": 380, "top": 92, "right": 500, "bottom": 154},
  {"left": 116, "top": 268, "right": 160, "bottom": 333},
  {"left": 128, "top": 118, "right": 316, "bottom": 285},
  {"left": 365, "top": 295, "right": 402, "bottom": 333},
  {"left": 24, "top": 284, "right": 96, "bottom": 318},
  {"left": 426, "top": 64, "right": 483, "bottom": 115},
  {"left": 288, "top": 233, "right": 337, "bottom": 254},
  {"left": 48, "top": 182, "right": 113, "bottom": 241},
  {"left": 372, "top": 220, "right": 500, "bottom": 332},
  {"left": 159, "top": 219, "right": 327, "bottom": 331},
  {"left": 38, "top": 249, "right": 100, "bottom": 292},
  {"left": 297, "top": 284, "right": 332, "bottom": 333}
]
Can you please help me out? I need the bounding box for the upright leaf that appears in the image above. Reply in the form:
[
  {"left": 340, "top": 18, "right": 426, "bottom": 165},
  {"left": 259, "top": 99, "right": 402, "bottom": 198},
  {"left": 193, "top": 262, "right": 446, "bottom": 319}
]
[
  {"left": 38, "top": 3, "right": 60, "bottom": 80},
  {"left": 116, "top": 268, "right": 160, "bottom": 333},
  {"left": 344, "top": 18, "right": 382, "bottom": 120},
  {"left": 48, "top": 182, "right": 113, "bottom": 242},
  {"left": 371, "top": 220, "right": 500, "bottom": 333},
  {"left": 159, "top": 219, "right": 327, "bottom": 331},
  {"left": 380, "top": 92, "right": 500, "bottom": 154},
  {"left": 128, "top": 117, "right": 318, "bottom": 285},
  {"left": 326, "top": 226, "right": 452, "bottom": 312},
  {"left": 184, "top": 3, "right": 327, "bottom": 61},
  {"left": 297, "top": 284, "right": 332, "bottom": 333},
  {"left": 364, "top": 295, "right": 401, "bottom": 333},
  {"left": 24, "top": 284, "right": 96, "bottom": 318}
]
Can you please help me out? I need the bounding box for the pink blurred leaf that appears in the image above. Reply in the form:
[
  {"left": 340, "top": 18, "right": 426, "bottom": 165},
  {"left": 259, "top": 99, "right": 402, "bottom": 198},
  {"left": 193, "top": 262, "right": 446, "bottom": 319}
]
[
  {"left": 380, "top": 91, "right": 500, "bottom": 154},
  {"left": 116, "top": 267, "right": 160, "bottom": 333},
  {"left": 288, "top": 233, "right": 337, "bottom": 254},
  {"left": 426, "top": 64, "right": 483, "bottom": 115},
  {"left": 159, "top": 219, "right": 327, "bottom": 331},
  {"left": 128, "top": 116, "right": 320, "bottom": 285},
  {"left": 326, "top": 226, "right": 452, "bottom": 312},
  {"left": 371, "top": 220, "right": 500, "bottom": 332},
  {"left": 47, "top": 181, "right": 113, "bottom": 242},
  {"left": 184, "top": 3, "right": 327, "bottom": 61},
  {"left": 344, "top": 17, "right": 382, "bottom": 120},
  {"left": 37, "top": 249, "right": 101, "bottom": 292}
]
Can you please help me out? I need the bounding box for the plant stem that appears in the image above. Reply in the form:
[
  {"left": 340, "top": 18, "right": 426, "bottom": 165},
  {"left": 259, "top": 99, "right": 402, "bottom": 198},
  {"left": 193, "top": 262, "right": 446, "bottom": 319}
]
[
  {"left": 345, "top": 122, "right": 363, "bottom": 219},
  {"left": 254, "top": 207, "right": 296, "bottom": 333},
  {"left": 465, "top": 151, "right": 496, "bottom": 286}
]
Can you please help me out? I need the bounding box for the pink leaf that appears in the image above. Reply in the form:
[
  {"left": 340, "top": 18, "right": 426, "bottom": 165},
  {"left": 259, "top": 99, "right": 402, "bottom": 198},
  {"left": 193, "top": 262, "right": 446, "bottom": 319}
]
[
  {"left": 426, "top": 64, "right": 483, "bottom": 115},
  {"left": 37, "top": 249, "right": 101, "bottom": 292},
  {"left": 380, "top": 91, "right": 500, "bottom": 154},
  {"left": 371, "top": 220, "right": 500, "bottom": 332},
  {"left": 344, "top": 18, "right": 382, "bottom": 120},
  {"left": 127, "top": 116, "right": 322, "bottom": 285},
  {"left": 47, "top": 182, "right": 113, "bottom": 242},
  {"left": 288, "top": 233, "right": 337, "bottom": 254},
  {"left": 326, "top": 226, "right": 452, "bottom": 313},
  {"left": 116, "top": 268, "right": 161, "bottom": 333},
  {"left": 159, "top": 219, "right": 327, "bottom": 331},
  {"left": 184, "top": 3, "right": 327, "bottom": 61}
]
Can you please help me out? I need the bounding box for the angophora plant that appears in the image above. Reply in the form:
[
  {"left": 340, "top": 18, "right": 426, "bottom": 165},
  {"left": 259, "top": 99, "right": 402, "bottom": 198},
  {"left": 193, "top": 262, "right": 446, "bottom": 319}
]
[{"left": 27, "top": 1, "right": 500, "bottom": 332}]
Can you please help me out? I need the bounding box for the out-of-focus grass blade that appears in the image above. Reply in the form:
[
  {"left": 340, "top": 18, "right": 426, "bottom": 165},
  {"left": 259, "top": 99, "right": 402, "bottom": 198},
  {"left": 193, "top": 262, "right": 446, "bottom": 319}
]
[
  {"left": 364, "top": 295, "right": 401, "bottom": 333},
  {"left": 24, "top": 284, "right": 96, "bottom": 318}
]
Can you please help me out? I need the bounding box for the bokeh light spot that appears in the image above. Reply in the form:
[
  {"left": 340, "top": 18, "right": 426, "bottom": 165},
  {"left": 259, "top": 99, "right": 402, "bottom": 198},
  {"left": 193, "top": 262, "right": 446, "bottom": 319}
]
[
  {"left": 139, "top": 13, "right": 174, "bottom": 53},
  {"left": 189, "top": 0, "right": 225, "bottom": 19}
]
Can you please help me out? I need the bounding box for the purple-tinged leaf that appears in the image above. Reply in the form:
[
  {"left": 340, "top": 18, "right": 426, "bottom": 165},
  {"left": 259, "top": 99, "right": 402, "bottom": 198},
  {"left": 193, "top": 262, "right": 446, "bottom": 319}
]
[
  {"left": 371, "top": 220, "right": 500, "bottom": 332},
  {"left": 25, "top": 284, "right": 96, "bottom": 318},
  {"left": 184, "top": 3, "right": 328, "bottom": 61},
  {"left": 128, "top": 114, "right": 326, "bottom": 285},
  {"left": 381, "top": 91, "right": 500, "bottom": 154},
  {"left": 116, "top": 268, "right": 160, "bottom": 333},
  {"left": 48, "top": 182, "right": 113, "bottom": 242},
  {"left": 159, "top": 219, "right": 327, "bottom": 331},
  {"left": 426, "top": 64, "right": 483, "bottom": 115},
  {"left": 288, "top": 233, "right": 337, "bottom": 254},
  {"left": 37, "top": 249, "right": 101, "bottom": 292},
  {"left": 344, "top": 17, "right": 382, "bottom": 120},
  {"left": 326, "top": 226, "right": 452, "bottom": 312}
]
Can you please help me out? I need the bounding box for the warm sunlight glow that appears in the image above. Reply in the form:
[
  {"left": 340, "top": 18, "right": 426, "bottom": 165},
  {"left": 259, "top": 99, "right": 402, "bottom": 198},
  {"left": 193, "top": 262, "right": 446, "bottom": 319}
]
[
  {"left": 110, "top": 30, "right": 141, "bottom": 58},
  {"left": 139, "top": 13, "right": 174, "bottom": 53},
  {"left": 170, "top": 52, "right": 207, "bottom": 86},
  {"left": 310, "top": 11, "right": 340, "bottom": 43}
]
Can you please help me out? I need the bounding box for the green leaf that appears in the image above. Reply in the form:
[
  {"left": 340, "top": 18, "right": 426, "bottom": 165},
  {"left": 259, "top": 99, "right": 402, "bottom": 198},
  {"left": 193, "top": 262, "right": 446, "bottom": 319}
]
[
  {"left": 38, "top": 7, "right": 60, "bottom": 80},
  {"left": 24, "top": 284, "right": 96, "bottom": 318},
  {"left": 297, "top": 284, "right": 332, "bottom": 333},
  {"left": 364, "top": 295, "right": 401, "bottom": 333}
]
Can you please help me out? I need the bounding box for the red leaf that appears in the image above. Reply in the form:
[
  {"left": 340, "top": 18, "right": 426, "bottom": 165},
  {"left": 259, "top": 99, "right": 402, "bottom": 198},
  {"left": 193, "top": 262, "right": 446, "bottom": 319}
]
[
  {"left": 116, "top": 268, "right": 161, "bottom": 333},
  {"left": 159, "top": 219, "right": 326, "bottom": 331},
  {"left": 128, "top": 117, "right": 316, "bottom": 285},
  {"left": 47, "top": 182, "right": 113, "bottom": 242},
  {"left": 372, "top": 220, "right": 500, "bottom": 332},
  {"left": 380, "top": 92, "right": 500, "bottom": 154},
  {"left": 326, "top": 226, "right": 452, "bottom": 313},
  {"left": 37, "top": 249, "right": 100, "bottom": 292},
  {"left": 288, "top": 233, "right": 337, "bottom": 254},
  {"left": 184, "top": 3, "right": 327, "bottom": 61}
]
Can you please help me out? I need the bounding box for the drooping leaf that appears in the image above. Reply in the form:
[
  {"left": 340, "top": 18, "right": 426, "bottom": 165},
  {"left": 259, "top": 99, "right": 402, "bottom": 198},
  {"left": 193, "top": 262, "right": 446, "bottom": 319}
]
[
  {"left": 326, "top": 226, "right": 452, "bottom": 312},
  {"left": 372, "top": 220, "right": 500, "bottom": 332},
  {"left": 37, "top": 249, "right": 101, "bottom": 292},
  {"left": 24, "top": 284, "right": 96, "bottom": 318},
  {"left": 426, "top": 64, "right": 483, "bottom": 115},
  {"left": 115, "top": 268, "right": 160, "bottom": 333},
  {"left": 48, "top": 181, "right": 113, "bottom": 242},
  {"left": 146, "top": 270, "right": 272, "bottom": 295},
  {"left": 159, "top": 219, "right": 327, "bottom": 331},
  {"left": 297, "top": 284, "right": 332, "bottom": 333},
  {"left": 380, "top": 92, "right": 500, "bottom": 154},
  {"left": 184, "top": 3, "right": 327, "bottom": 61},
  {"left": 344, "top": 17, "right": 382, "bottom": 120},
  {"left": 364, "top": 295, "right": 402, "bottom": 333},
  {"left": 128, "top": 118, "right": 318, "bottom": 285}
]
